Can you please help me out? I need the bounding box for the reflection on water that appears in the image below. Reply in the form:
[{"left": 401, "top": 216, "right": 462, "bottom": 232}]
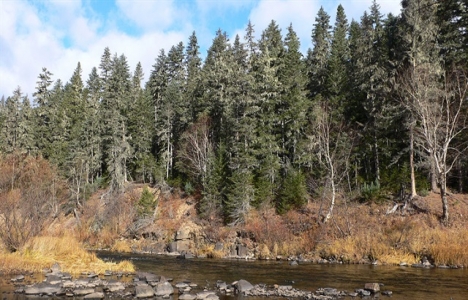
[{"left": 1, "top": 252, "right": 467, "bottom": 300}]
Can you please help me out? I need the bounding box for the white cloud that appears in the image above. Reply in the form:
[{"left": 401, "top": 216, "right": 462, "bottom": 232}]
[
  {"left": 0, "top": 0, "right": 190, "bottom": 98},
  {"left": 247, "top": 0, "right": 321, "bottom": 52}
]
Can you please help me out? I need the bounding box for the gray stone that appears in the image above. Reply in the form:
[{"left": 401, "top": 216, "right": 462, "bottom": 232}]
[
  {"left": 46, "top": 274, "right": 62, "bottom": 284},
  {"left": 237, "top": 245, "right": 248, "bottom": 257},
  {"left": 196, "top": 291, "right": 217, "bottom": 300},
  {"left": 175, "top": 282, "right": 189, "bottom": 288},
  {"left": 51, "top": 262, "right": 61, "bottom": 274},
  {"left": 24, "top": 283, "right": 63, "bottom": 295},
  {"left": 176, "top": 228, "right": 191, "bottom": 240},
  {"left": 364, "top": 283, "right": 380, "bottom": 293},
  {"left": 62, "top": 280, "right": 75, "bottom": 288},
  {"left": 179, "top": 293, "right": 197, "bottom": 300},
  {"left": 382, "top": 290, "right": 393, "bottom": 296},
  {"left": 355, "top": 289, "right": 371, "bottom": 296},
  {"left": 106, "top": 281, "right": 125, "bottom": 292},
  {"left": 216, "top": 281, "right": 227, "bottom": 290},
  {"left": 154, "top": 281, "right": 174, "bottom": 297},
  {"left": 135, "top": 284, "right": 155, "bottom": 298},
  {"left": 235, "top": 279, "right": 254, "bottom": 293},
  {"left": 214, "top": 242, "right": 223, "bottom": 251},
  {"left": 84, "top": 292, "right": 105, "bottom": 299},
  {"left": 289, "top": 260, "right": 298, "bottom": 266},
  {"left": 11, "top": 275, "right": 25, "bottom": 282},
  {"left": 74, "top": 288, "right": 95, "bottom": 296},
  {"left": 104, "top": 270, "right": 113, "bottom": 276},
  {"left": 168, "top": 242, "right": 178, "bottom": 253}
]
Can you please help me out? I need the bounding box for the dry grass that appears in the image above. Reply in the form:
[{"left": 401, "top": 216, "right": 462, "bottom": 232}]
[
  {"left": 0, "top": 235, "right": 134, "bottom": 274},
  {"left": 196, "top": 244, "right": 225, "bottom": 258},
  {"left": 111, "top": 239, "right": 132, "bottom": 253}
]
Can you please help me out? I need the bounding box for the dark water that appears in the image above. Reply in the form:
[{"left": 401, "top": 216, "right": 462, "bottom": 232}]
[{"left": 1, "top": 252, "right": 467, "bottom": 299}]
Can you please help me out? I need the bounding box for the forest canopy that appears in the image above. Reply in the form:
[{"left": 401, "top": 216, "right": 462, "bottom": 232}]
[{"left": 0, "top": 0, "right": 467, "bottom": 225}]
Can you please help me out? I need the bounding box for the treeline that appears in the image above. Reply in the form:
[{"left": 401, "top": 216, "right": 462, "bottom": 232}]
[{"left": 0, "top": 0, "right": 467, "bottom": 224}]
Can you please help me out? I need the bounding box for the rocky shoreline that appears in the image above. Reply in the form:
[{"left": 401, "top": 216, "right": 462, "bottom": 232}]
[{"left": 6, "top": 263, "right": 393, "bottom": 299}]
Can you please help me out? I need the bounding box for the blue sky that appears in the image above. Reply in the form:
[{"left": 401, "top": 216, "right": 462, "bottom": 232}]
[{"left": 0, "top": 0, "right": 401, "bottom": 99}]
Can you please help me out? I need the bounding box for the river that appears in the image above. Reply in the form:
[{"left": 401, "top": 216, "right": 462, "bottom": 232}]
[{"left": 1, "top": 252, "right": 467, "bottom": 299}]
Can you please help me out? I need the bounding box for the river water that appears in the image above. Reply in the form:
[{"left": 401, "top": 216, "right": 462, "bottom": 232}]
[{"left": 1, "top": 252, "right": 467, "bottom": 299}]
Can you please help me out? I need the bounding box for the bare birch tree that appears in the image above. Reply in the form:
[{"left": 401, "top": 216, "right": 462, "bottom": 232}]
[{"left": 402, "top": 65, "right": 468, "bottom": 224}]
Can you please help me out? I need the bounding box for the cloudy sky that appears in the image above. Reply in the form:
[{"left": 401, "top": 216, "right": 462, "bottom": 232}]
[{"left": 0, "top": 0, "right": 401, "bottom": 99}]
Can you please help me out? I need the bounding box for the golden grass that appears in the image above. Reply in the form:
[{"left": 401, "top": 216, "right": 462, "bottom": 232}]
[
  {"left": 111, "top": 239, "right": 132, "bottom": 253},
  {"left": 0, "top": 235, "right": 134, "bottom": 274},
  {"left": 196, "top": 244, "right": 225, "bottom": 258}
]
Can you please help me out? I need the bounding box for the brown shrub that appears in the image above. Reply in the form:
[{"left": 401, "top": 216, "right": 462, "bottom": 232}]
[{"left": 0, "top": 153, "right": 67, "bottom": 252}]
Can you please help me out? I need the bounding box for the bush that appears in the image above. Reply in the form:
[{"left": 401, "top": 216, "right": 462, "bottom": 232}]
[
  {"left": 360, "top": 180, "right": 382, "bottom": 203},
  {"left": 137, "top": 187, "right": 156, "bottom": 218},
  {"left": 276, "top": 169, "right": 308, "bottom": 214}
]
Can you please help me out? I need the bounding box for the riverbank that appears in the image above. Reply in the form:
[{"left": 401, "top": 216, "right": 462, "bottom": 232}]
[
  {"left": 77, "top": 186, "right": 468, "bottom": 268},
  {"left": 0, "top": 235, "right": 134, "bottom": 275}
]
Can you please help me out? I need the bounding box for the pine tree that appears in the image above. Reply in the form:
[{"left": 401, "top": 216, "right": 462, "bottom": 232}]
[
  {"left": 101, "top": 52, "right": 132, "bottom": 192},
  {"left": 278, "top": 24, "right": 308, "bottom": 167},
  {"left": 353, "top": 1, "right": 390, "bottom": 185},
  {"left": 325, "top": 4, "right": 349, "bottom": 113},
  {"left": 33, "top": 67, "right": 53, "bottom": 153},
  {"left": 1, "top": 88, "right": 22, "bottom": 153},
  {"left": 83, "top": 67, "right": 102, "bottom": 184},
  {"left": 128, "top": 62, "right": 155, "bottom": 182},
  {"left": 307, "top": 7, "right": 331, "bottom": 99},
  {"left": 185, "top": 31, "right": 203, "bottom": 123},
  {"left": 252, "top": 21, "right": 284, "bottom": 206}
]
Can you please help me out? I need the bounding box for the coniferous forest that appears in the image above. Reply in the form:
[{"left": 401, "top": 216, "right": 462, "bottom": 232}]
[{"left": 1, "top": 0, "right": 467, "bottom": 229}]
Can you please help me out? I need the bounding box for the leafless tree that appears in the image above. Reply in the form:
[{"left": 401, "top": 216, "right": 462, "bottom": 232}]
[
  {"left": 177, "top": 115, "right": 213, "bottom": 187},
  {"left": 401, "top": 65, "right": 468, "bottom": 224}
]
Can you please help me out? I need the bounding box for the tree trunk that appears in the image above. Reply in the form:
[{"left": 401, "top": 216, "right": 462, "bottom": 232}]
[
  {"left": 440, "top": 173, "right": 449, "bottom": 224},
  {"left": 410, "top": 126, "right": 417, "bottom": 197},
  {"left": 431, "top": 157, "right": 438, "bottom": 192}
]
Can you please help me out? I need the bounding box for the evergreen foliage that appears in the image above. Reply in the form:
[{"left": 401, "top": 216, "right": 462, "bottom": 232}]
[{"left": 2, "top": 2, "right": 467, "bottom": 225}]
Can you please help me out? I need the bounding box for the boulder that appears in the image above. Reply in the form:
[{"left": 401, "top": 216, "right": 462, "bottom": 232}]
[
  {"left": 364, "top": 283, "right": 380, "bottom": 293},
  {"left": 135, "top": 284, "right": 155, "bottom": 298},
  {"left": 235, "top": 279, "right": 254, "bottom": 293},
  {"left": 179, "top": 293, "right": 197, "bottom": 300},
  {"left": 196, "top": 291, "right": 217, "bottom": 300},
  {"left": 11, "top": 275, "right": 25, "bottom": 282},
  {"left": 154, "top": 281, "right": 174, "bottom": 297},
  {"left": 237, "top": 245, "right": 248, "bottom": 257},
  {"left": 74, "top": 288, "right": 95, "bottom": 296},
  {"left": 214, "top": 242, "right": 223, "bottom": 251},
  {"left": 176, "top": 228, "right": 191, "bottom": 240},
  {"left": 84, "top": 292, "right": 105, "bottom": 299},
  {"left": 24, "top": 283, "right": 62, "bottom": 295}
]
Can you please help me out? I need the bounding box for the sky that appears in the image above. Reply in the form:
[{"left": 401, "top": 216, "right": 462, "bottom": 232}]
[{"left": 0, "top": 0, "right": 402, "bottom": 99}]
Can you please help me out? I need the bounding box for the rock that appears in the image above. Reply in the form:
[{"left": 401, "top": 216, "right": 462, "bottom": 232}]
[
  {"left": 216, "top": 281, "right": 227, "bottom": 291},
  {"left": 355, "top": 289, "right": 371, "bottom": 296},
  {"left": 289, "top": 260, "right": 298, "bottom": 266},
  {"left": 235, "top": 279, "right": 254, "bottom": 293},
  {"left": 214, "top": 242, "right": 223, "bottom": 251},
  {"left": 399, "top": 262, "right": 408, "bottom": 267},
  {"left": 11, "top": 275, "right": 25, "bottom": 282},
  {"left": 237, "top": 245, "right": 248, "bottom": 257},
  {"left": 106, "top": 281, "right": 125, "bottom": 292},
  {"left": 62, "top": 280, "right": 75, "bottom": 288},
  {"left": 364, "top": 283, "right": 380, "bottom": 293},
  {"left": 179, "top": 293, "right": 197, "bottom": 300},
  {"left": 135, "top": 284, "right": 155, "bottom": 298},
  {"left": 176, "top": 282, "right": 190, "bottom": 288},
  {"left": 176, "top": 228, "right": 191, "bottom": 240},
  {"left": 74, "top": 288, "right": 95, "bottom": 296},
  {"left": 45, "top": 274, "right": 62, "bottom": 284},
  {"left": 317, "top": 287, "right": 340, "bottom": 296},
  {"left": 154, "top": 281, "right": 174, "bottom": 297},
  {"left": 51, "top": 262, "right": 61, "bottom": 274},
  {"left": 24, "top": 283, "right": 62, "bottom": 295},
  {"left": 196, "top": 291, "right": 217, "bottom": 300},
  {"left": 104, "top": 270, "right": 113, "bottom": 276},
  {"left": 84, "top": 292, "right": 105, "bottom": 299},
  {"left": 88, "top": 272, "right": 98, "bottom": 278},
  {"left": 382, "top": 290, "right": 393, "bottom": 296},
  {"left": 168, "top": 242, "right": 178, "bottom": 253}
]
